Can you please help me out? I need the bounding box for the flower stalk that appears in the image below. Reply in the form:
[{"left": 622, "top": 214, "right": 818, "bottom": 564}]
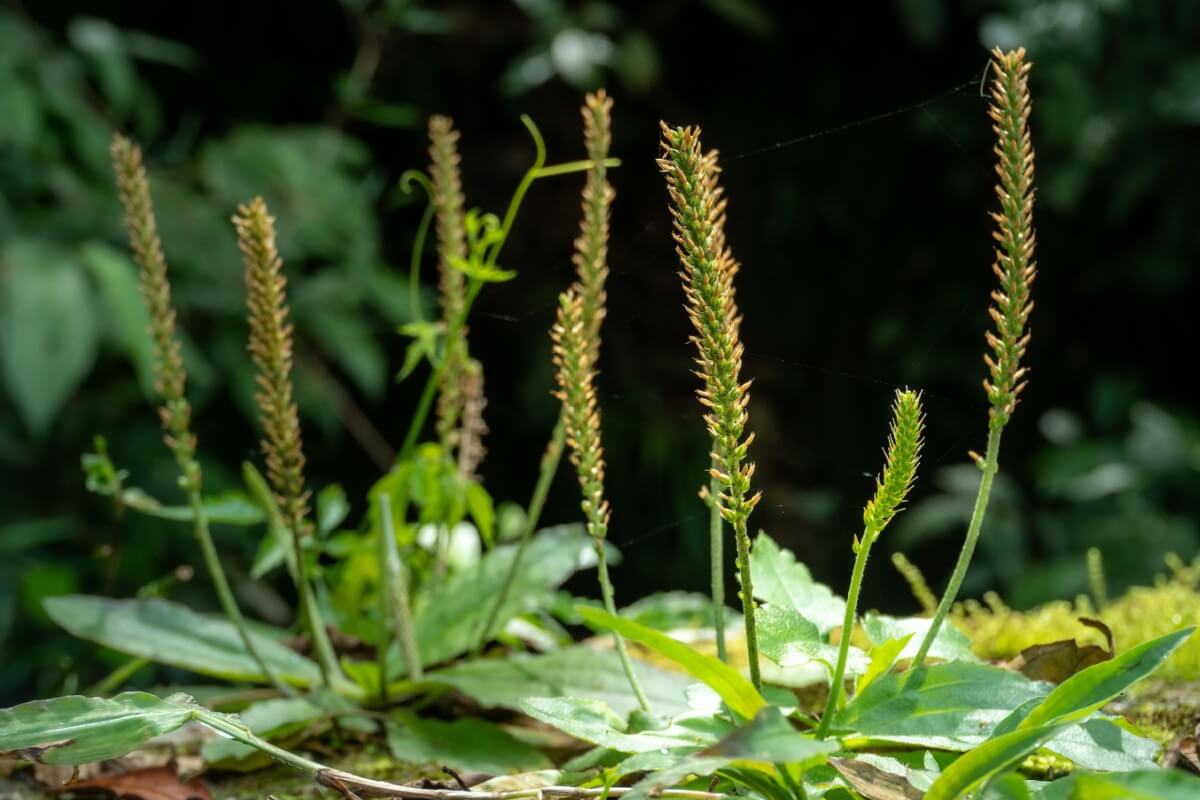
[
  {"left": 235, "top": 197, "right": 345, "bottom": 689},
  {"left": 658, "top": 122, "right": 763, "bottom": 689},
  {"left": 110, "top": 135, "right": 289, "bottom": 694},
  {"left": 912, "top": 47, "right": 1037, "bottom": 669},
  {"left": 817, "top": 389, "right": 924, "bottom": 737},
  {"left": 552, "top": 289, "right": 650, "bottom": 712}
]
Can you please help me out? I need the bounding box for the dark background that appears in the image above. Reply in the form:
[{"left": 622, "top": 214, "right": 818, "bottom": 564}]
[{"left": 2, "top": 0, "right": 1198, "bottom": 702}]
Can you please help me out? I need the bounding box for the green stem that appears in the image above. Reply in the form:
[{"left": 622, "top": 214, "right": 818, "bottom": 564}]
[
  {"left": 88, "top": 656, "right": 150, "bottom": 696},
  {"left": 816, "top": 528, "right": 876, "bottom": 737},
  {"left": 533, "top": 157, "right": 621, "bottom": 179},
  {"left": 733, "top": 515, "right": 762, "bottom": 692},
  {"left": 910, "top": 426, "right": 1003, "bottom": 670},
  {"left": 188, "top": 488, "right": 294, "bottom": 696},
  {"left": 594, "top": 540, "right": 651, "bottom": 712},
  {"left": 378, "top": 493, "right": 423, "bottom": 682},
  {"left": 708, "top": 469, "right": 727, "bottom": 663},
  {"left": 473, "top": 415, "right": 566, "bottom": 655}
]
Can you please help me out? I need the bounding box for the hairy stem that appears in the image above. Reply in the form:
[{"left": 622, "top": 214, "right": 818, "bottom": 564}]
[
  {"left": 378, "top": 493, "right": 423, "bottom": 683},
  {"left": 189, "top": 489, "right": 293, "bottom": 695},
  {"left": 708, "top": 469, "right": 727, "bottom": 663},
  {"left": 594, "top": 541, "right": 651, "bottom": 712},
  {"left": 911, "top": 427, "right": 1002, "bottom": 669},
  {"left": 734, "top": 516, "right": 761, "bottom": 692},
  {"left": 473, "top": 415, "right": 566, "bottom": 655},
  {"left": 816, "top": 528, "right": 876, "bottom": 737}
]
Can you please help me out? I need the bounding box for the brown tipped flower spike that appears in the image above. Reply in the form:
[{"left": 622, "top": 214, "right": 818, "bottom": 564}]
[
  {"left": 235, "top": 197, "right": 312, "bottom": 540},
  {"left": 428, "top": 115, "right": 472, "bottom": 452},
  {"left": 111, "top": 134, "right": 197, "bottom": 486},
  {"left": 984, "top": 46, "right": 1037, "bottom": 431},
  {"left": 659, "top": 122, "right": 763, "bottom": 690},
  {"left": 573, "top": 90, "right": 614, "bottom": 353},
  {"left": 551, "top": 287, "right": 649, "bottom": 712},
  {"left": 911, "top": 47, "right": 1038, "bottom": 670}
]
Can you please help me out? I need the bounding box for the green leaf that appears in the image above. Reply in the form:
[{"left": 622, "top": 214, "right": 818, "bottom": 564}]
[
  {"left": 146, "top": 491, "right": 267, "bottom": 525},
  {"left": 925, "top": 724, "right": 1065, "bottom": 800},
  {"left": 833, "top": 661, "right": 1046, "bottom": 749},
  {"left": 1033, "top": 769, "right": 1200, "bottom": 799},
  {"left": 317, "top": 484, "right": 351, "bottom": 535},
  {"left": 1044, "top": 717, "right": 1158, "bottom": 772},
  {"left": 756, "top": 604, "right": 860, "bottom": 674},
  {"left": 0, "top": 240, "right": 98, "bottom": 436},
  {"left": 201, "top": 697, "right": 326, "bottom": 766},
  {"left": 577, "top": 606, "right": 766, "bottom": 720},
  {"left": 0, "top": 692, "right": 194, "bottom": 765},
  {"left": 423, "top": 645, "right": 693, "bottom": 718},
  {"left": 983, "top": 771, "right": 1032, "bottom": 800},
  {"left": 387, "top": 711, "right": 550, "bottom": 775},
  {"left": 863, "top": 612, "right": 976, "bottom": 664},
  {"left": 43, "top": 596, "right": 322, "bottom": 686},
  {"left": 749, "top": 532, "right": 845, "bottom": 634},
  {"left": 396, "top": 526, "right": 593, "bottom": 674},
  {"left": 859, "top": 635, "right": 913, "bottom": 694},
  {"left": 620, "top": 592, "right": 719, "bottom": 631},
  {"left": 519, "top": 697, "right": 733, "bottom": 753},
  {"left": 465, "top": 482, "right": 495, "bottom": 548},
  {"left": 1019, "top": 627, "right": 1194, "bottom": 730}
]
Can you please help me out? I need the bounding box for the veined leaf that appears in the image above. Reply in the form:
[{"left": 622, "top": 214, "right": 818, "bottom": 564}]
[
  {"left": 1032, "top": 769, "right": 1200, "bottom": 799},
  {"left": 1044, "top": 717, "right": 1158, "bottom": 772},
  {"left": 201, "top": 697, "right": 326, "bottom": 766},
  {"left": 833, "top": 661, "right": 1045, "bottom": 749},
  {"left": 749, "top": 532, "right": 845, "bottom": 634},
  {"left": 925, "top": 723, "right": 1065, "bottom": 800},
  {"left": 0, "top": 692, "right": 195, "bottom": 765},
  {"left": 387, "top": 711, "right": 549, "bottom": 774},
  {"left": 519, "top": 697, "right": 732, "bottom": 753},
  {"left": 577, "top": 606, "right": 766, "bottom": 720},
  {"left": 1019, "top": 627, "right": 1194, "bottom": 730},
  {"left": 44, "top": 595, "right": 322, "bottom": 685},
  {"left": 863, "top": 613, "right": 976, "bottom": 664},
  {"left": 423, "top": 645, "right": 693, "bottom": 717}
]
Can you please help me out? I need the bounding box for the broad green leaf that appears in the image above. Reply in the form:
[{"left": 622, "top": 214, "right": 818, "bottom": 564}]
[
  {"left": 859, "top": 635, "right": 913, "bottom": 694},
  {"left": 620, "top": 592, "right": 720, "bottom": 631},
  {"left": 519, "top": 697, "right": 732, "bottom": 753},
  {"left": 1044, "top": 717, "right": 1158, "bottom": 772},
  {"left": 465, "top": 482, "right": 495, "bottom": 548},
  {"left": 424, "top": 645, "right": 693, "bottom": 717},
  {"left": 1019, "top": 627, "right": 1194, "bottom": 730},
  {"left": 0, "top": 240, "right": 98, "bottom": 436},
  {"left": 749, "top": 532, "right": 845, "bottom": 633},
  {"left": 1033, "top": 769, "right": 1200, "bottom": 799},
  {"left": 393, "top": 525, "right": 593, "bottom": 674},
  {"left": 834, "top": 661, "right": 1045, "bottom": 749},
  {"left": 44, "top": 596, "right": 322, "bottom": 685},
  {"left": 863, "top": 613, "right": 976, "bottom": 664},
  {"left": 387, "top": 711, "right": 549, "bottom": 774},
  {"left": 925, "top": 723, "right": 1065, "bottom": 800},
  {"left": 705, "top": 706, "right": 838, "bottom": 764},
  {"left": 983, "top": 772, "right": 1032, "bottom": 800},
  {"left": 577, "top": 606, "right": 766, "bottom": 720},
  {"left": 0, "top": 692, "right": 194, "bottom": 765},
  {"left": 316, "top": 484, "right": 350, "bottom": 535},
  {"left": 201, "top": 697, "right": 326, "bottom": 766},
  {"left": 756, "top": 604, "right": 864, "bottom": 675}
]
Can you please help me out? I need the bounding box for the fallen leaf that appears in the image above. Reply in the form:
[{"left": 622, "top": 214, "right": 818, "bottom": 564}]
[
  {"left": 54, "top": 766, "right": 211, "bottom": 800},
  {"left": 1004, "top": 617, "right": 1114, "bottom": 683},
  {"left": 830, "top": 758, "right": 923, "bottom": 800}
]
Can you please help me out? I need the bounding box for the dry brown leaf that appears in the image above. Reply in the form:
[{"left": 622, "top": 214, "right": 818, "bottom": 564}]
[
  {"left": 1004, "top": 617, "right": 1114, "bottom": 683},
  {"left": 54, "top": 766, "right": 210, "bottom": 800},
  {"left": 829, "top": 758, "right": 923, "bottom": 800}
]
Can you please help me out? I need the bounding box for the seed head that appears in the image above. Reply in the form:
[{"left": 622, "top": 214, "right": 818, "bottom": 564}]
[
  {"left": 862, "top": 389, "right": 925, "bottom": 535},
  {"left": 573, "top": 90, "right": 615, "bottom": 357},
  {"left": 983, "top": 47, "right": 1037, "bottom": 430},
  {"left": 235, "top": 197, "right": 311, "bottom": 538}
]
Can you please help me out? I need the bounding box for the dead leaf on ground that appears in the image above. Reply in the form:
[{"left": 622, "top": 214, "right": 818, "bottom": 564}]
[
  {"left": 53, "top": 767, "right": 210, "bottom": 800},
  {"left": 1004, "top": 617, "right": 1114, "bottom": 683},
  {"left": 829, "top": 758, "right": 923, "bottom": 800}
]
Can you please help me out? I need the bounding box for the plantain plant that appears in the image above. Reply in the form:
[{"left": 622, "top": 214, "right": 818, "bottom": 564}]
[{"left": 4, "top": 49, "right": 1199, "bottom": 800}]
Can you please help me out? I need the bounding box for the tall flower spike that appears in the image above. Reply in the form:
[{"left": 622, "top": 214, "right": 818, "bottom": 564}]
[
  {"left": 551, "top": 288, "right": 649, "bottom": 711},
  {"left": 984, "top": 46, "right": 1037, "bottom": 431},
  {"left": 235, "top": 198, "right": 312, "bottom": 540},
  {"left": 429, "top": 115, "right": 472, "bottom": 452},
  {"left": 573, "top": 90, "right": 614, "bottom": 352},
  {"left": 456, "top": 358, "right": 488, "bottom": 480},
  {"left": 111, "top": 135, "right": 197, "bottom": 486},
  {"left": 862, "top": 389, "right": 924, "bottom": 535},
  {"left": 659, "top": 122, "right": 763, "bottom": 690}
]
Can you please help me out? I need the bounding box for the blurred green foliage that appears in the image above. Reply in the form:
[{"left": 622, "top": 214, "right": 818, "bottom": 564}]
[{"left": 2, "top": 0, "right": 1199, "bottom": 703}]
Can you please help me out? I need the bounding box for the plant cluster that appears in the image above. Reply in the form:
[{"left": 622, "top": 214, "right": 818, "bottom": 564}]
[{"left": 3, "top": 48, "right": 1199, "bottom": 800}]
